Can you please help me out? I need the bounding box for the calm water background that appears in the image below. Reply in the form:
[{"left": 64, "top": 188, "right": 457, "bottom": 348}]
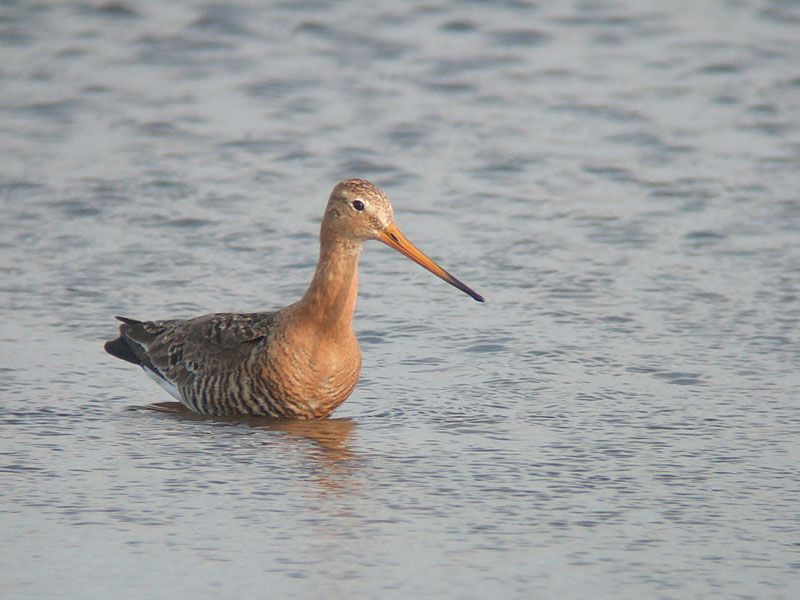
[{"left": 2, "top": 1, "right": 799, "bottom": 598}]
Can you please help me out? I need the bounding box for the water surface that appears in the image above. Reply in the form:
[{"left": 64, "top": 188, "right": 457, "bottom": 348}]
[{"left": 2, "top": 1, "right": 799, "bottom": 598}]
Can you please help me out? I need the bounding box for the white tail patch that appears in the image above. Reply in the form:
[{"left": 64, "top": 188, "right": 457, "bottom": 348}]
[{"left": 142, "top": 366, "right": 182, "bottom": 401}]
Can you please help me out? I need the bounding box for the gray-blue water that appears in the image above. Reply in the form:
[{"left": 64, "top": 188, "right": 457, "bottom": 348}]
[{"left": 2, "top": 1, "right": 799, "bottom": 598}]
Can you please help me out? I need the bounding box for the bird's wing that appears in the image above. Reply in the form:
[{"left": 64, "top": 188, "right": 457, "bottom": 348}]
[{"left": 115, "top": 312, "right": 277, "bottom": 397}]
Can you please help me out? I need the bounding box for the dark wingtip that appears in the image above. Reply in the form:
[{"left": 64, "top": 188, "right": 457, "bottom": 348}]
[
  {"left": 104, "top": 336, "right": 141, "bottom": 365},
  {"left": 115, "top": 316, "right": 140, "bottom": 325},
  {"left": 105, "top": 316, "right": 144, "bottom": 364}
]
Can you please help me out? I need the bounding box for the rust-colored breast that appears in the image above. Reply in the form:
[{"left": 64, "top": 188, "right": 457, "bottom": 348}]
[{"left": 257, "top": 323, "right": 362, "bottom": 419}]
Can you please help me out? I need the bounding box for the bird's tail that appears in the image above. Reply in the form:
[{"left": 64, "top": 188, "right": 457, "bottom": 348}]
[{"left": 104, "top": 316, "right": 142, "bottom": 365}]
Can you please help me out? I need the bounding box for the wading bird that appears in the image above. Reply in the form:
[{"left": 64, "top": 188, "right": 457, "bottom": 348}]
[{"left": 105, "top": 179, "right": 483, "bottom": 418}]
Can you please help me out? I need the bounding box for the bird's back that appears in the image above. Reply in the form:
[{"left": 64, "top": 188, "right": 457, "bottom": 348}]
[
  {"left": 105, "top": 307, "right": 362, "bottom": 418},
  {"left": 106, "top": 312, "right": 285, "bottom": 416}
]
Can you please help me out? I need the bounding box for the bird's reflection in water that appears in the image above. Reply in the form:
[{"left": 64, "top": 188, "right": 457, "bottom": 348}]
[{"left": 135, "top": 402, "right": 358, "bottom": 487}]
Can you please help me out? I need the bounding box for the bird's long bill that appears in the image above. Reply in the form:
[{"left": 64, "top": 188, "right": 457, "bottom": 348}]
[{"left": 379, "top": 223, "right": 485, "bottom": 302}]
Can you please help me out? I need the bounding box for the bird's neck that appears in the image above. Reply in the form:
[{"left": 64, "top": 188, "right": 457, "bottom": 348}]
[{"left": 294, "top": 239, "right": 362, "bottom": 333}]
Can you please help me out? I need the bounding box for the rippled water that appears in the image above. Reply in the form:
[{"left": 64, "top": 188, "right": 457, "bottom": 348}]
[{"left": 2, "top": 1, "right": 799, "bottom": 598}]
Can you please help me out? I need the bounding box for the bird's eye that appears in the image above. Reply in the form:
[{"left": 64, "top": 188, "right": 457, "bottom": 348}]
[{"left": 352, "top": 200, "right": 365, "bottom": 211}]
